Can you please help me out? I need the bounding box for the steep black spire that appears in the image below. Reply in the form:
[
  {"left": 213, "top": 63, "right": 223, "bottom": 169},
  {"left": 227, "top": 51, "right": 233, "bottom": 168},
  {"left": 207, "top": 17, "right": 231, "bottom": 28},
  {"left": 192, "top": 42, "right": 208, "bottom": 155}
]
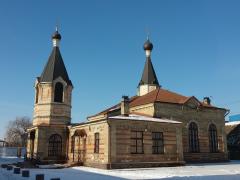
[
  {"left": 138, "top": 57, "right": 159, "bottom": 86},
  {"left": 39, "top": 29, "right": 72, "bottom": 86},
  {"left": 138, "top": 38, "right": 159, "bottom": 87}
]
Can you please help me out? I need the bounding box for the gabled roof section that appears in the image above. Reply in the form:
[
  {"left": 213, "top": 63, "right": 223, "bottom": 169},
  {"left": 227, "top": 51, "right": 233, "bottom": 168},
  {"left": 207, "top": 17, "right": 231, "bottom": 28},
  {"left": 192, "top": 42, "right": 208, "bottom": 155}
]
[
  {"left": 138, "top": 57, "right": 159, "bottom": 86},
  {"left": 90, "top": 88, "right": 226, "bottom": 118},
  {"left": 130, "top": 88, "right": 188, "bottom": 107},
  {"left": 182, "top": 96, "right": 201, "bottom": 108},
  {"left": 40, "top": 47, "right": 72, "bottom": 86},
  {"left": 88, "top": 96, "right": 138, "bottom": 118}
]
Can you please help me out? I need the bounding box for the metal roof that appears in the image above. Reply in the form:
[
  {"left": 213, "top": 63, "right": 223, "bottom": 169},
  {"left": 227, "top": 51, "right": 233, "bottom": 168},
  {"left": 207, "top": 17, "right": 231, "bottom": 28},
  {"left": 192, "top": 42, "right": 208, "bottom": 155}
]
[
  {"left": 40, "top": 47, "right": 72, "bottom": 86},
  {"left": 138, "top": 57, "right": 159, "bottom": 87}
]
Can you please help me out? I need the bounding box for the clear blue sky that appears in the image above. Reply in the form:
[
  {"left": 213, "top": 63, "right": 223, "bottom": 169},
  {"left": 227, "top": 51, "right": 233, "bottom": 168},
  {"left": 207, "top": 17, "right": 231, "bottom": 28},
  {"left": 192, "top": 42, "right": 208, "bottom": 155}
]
[{"left": 0, "top": 0, "right": 240, "bottom": 139}]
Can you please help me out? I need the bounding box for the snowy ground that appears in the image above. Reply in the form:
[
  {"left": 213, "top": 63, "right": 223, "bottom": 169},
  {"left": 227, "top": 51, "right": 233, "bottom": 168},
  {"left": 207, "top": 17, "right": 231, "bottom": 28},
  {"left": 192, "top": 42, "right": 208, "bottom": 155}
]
[
  {"left": 0, "top": 157, "right": 23, "bottom": 165},
  {"left": 1, "top": 158, "right": 240, "bottom": 180}
]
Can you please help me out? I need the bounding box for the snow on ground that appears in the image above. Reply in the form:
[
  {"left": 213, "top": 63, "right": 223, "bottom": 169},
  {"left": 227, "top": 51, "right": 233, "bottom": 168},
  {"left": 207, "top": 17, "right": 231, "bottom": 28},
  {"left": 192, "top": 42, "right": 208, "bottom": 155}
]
[
  {"left": 73, "top": 163, "right": 240, "bottom": 180},
  {"left": 1, "top": 157, "right": 240, "bottom": 180},
  {"left": 0, "top": 157, "right": 23, "bottom": 165}
]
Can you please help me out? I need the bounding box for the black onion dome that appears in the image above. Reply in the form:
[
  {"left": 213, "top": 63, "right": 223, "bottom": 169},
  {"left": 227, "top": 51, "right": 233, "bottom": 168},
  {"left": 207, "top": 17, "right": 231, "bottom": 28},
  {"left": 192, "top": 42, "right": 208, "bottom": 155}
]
[
  {"left": 143, "top": 39, "right": 153, "bottom": 51},
  {"left": 52, "top": 30, "right": 62, "bottom": 40}
]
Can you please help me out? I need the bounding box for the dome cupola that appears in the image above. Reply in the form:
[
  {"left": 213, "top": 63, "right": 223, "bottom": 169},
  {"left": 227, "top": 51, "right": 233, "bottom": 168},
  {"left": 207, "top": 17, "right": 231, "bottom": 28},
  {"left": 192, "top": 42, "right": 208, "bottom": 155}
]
[
  {"left": 52, "top": 30, "right": 62, "bottom": 40},
  {"left": 143, "top": 37, "right": 153, "bottom": 57},
  {"left": 143, "top": 39, "right": 153, "bottom": 51},
  {"left": 52, "top": 27, "right": 61, "bottom": 47}
]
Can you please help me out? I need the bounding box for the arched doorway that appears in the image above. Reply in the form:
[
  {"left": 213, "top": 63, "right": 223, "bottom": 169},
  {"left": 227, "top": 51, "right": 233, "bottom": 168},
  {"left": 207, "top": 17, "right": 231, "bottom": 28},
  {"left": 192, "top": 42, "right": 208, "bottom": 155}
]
[
  {"left": 30, "top": 131, "right": 35, "bottom": 159},
  {"left": 71, "top": 129, "right": 87, "bottom": 163},
  {"left": 48, "top": 134, "right": 62, "bottom": 158}
]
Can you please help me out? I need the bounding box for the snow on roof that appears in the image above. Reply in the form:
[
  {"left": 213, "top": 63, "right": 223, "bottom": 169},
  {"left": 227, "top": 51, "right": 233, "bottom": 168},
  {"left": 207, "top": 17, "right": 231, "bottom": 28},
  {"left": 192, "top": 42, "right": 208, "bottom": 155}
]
[
  {"left": 225, "top": 121, "right": 240, "bottom": 126},
  {"left": 109, "top": 114, "right": 181, "bottom": 124},
  {"left": 108, "top": 106, "right": 120, "bottom": 112}
]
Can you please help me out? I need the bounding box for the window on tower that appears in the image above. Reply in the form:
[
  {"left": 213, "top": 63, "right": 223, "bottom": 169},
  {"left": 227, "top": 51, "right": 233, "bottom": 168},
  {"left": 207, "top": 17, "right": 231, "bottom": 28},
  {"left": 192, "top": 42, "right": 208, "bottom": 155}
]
[
  {"left": 35, "top": 87, "right": 39, "bottom": 104},
  {"left": 54, "top": 82, "right": 64, "bottom": 103}
]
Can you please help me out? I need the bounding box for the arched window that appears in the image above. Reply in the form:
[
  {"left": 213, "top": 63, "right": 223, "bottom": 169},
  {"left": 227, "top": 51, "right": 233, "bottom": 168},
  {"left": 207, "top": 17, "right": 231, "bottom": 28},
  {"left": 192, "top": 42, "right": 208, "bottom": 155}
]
[
  {"left": 48, "top": 134, "right": 62, "bottom": 157},
  {"left": 35, "top": 87, "right": 39, "bottom": 104},
  {"left": 209, "top": 124, "right": 218, "bottom": 153},
  {"left": 189, "top": 122, "right": 199, "bottom": 153},
  {"left": 54, "top": 82, "right": 64, "bottom": 103}
]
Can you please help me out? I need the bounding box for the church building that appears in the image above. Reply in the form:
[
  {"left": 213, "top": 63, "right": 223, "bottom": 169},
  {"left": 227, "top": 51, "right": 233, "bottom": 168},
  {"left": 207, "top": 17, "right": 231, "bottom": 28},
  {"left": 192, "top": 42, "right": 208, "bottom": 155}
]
[{"left": 27, "top": 29, "right": 229, "bottom": 169}]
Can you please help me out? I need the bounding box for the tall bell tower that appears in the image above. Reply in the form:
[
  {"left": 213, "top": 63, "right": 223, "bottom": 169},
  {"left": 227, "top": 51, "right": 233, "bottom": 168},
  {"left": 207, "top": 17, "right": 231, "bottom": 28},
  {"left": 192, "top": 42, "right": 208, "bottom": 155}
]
[
  {"left": 33, "top": 27, "right": 73, "bottom": 126},
  {"left": 27, "top": 28, "right": 73, "bottom": 162}
]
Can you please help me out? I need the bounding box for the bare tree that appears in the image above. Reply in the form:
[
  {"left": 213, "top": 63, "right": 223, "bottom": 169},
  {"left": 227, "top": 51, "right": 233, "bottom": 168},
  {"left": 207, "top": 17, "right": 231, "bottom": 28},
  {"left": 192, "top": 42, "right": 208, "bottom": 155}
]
[{"left": 5, "top": 117, "right": 32, "bottom": 147}]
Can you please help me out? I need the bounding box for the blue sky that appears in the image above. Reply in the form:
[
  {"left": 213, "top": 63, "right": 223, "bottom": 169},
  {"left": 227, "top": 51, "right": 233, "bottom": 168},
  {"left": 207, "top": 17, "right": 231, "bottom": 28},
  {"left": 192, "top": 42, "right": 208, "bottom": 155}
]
[{"left": 0, "top": 0, "right": 240, "bottom": 139}]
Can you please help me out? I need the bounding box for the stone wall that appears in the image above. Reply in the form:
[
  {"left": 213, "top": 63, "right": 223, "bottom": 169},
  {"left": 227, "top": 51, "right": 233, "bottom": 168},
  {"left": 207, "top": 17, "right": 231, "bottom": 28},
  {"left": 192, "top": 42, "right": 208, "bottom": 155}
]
[
  {"left": 27, "top": 125, "right": 68, "bottom": 163},
  {"left": 108, "top": 119, "right": 184, "bottom": 168},
  {"left": 68, "top": 121, "right": 109, "bottom": 168},
  {"left": 33, "top": 80, "right": 72, "bottom": 126},
  {"left": 154, "top": 102, "right": 228, "bottom": 162},
  {"left": 130, "top": 103, "right": 154, "bottom": 116}
]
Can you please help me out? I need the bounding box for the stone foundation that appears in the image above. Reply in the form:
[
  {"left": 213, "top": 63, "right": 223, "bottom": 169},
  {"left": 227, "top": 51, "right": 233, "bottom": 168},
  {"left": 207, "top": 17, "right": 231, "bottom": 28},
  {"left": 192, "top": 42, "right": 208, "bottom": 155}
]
[
  {"left": 184, "top": 152, "right": 228, "bottom": 163},
  {"left": 84, "top": 161, "right": 185, "bottom": 169}
]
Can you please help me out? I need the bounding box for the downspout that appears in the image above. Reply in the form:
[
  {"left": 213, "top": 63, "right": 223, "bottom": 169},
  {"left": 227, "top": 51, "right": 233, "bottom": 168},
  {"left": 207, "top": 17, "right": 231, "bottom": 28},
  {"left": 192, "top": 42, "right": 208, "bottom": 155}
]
[{"left": 107, "top": 119, "right": 111, "bottom": 169}]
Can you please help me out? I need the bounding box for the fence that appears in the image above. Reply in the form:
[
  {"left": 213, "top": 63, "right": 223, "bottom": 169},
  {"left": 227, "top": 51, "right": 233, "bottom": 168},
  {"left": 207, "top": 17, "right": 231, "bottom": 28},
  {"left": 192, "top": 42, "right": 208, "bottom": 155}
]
[{"left": 0, "top": 147, "right": 26, "bottom": 158}]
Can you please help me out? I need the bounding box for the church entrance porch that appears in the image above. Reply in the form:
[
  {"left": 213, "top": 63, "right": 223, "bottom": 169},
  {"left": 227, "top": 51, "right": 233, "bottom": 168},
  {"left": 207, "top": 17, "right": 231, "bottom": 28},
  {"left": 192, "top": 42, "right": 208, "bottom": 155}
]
[
  {"left": 26, "top": 125, "right": 69, "bottom": 164},
  {"left": 71, "top": 129, "right": 87, "bottom": 164}
]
